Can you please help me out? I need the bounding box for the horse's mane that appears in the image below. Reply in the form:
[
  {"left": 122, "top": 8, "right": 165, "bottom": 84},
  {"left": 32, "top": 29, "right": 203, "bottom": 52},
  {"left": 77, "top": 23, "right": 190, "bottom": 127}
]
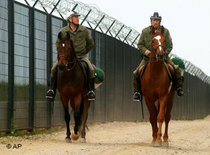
[{"left": 151, "top": 26, "right": 165, "bottom": 35}]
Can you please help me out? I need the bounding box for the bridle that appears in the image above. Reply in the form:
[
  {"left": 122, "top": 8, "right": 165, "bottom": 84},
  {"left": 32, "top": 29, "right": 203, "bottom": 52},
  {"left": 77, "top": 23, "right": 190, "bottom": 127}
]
[
  {"left": 58, "top": 41, "right": 77, "bottom": 71},
  {"left": 150, "top": 34, "right": 166, "bottom": 62}
]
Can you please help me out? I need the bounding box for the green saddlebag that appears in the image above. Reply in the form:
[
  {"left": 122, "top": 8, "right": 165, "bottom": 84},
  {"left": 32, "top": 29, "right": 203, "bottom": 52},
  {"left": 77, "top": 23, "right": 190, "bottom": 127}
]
[
  {"left": 94, "top": 66, "right": 105, "bottom": 84},
  {"left": 172, "top": 57, "right": 185, "bottom": 69}
]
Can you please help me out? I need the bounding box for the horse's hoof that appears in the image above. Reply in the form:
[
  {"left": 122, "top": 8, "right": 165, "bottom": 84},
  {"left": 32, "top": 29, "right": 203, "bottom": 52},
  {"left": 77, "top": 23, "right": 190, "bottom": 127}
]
[
  {"left": 65, "top": 137, "right": 71, "bottom": 143},
  {"left": 152, "top": 141, "right": 162, "bottom": 147},
  {"left": 80, "top": 138, "right": 86, "bottom": 143},
  {"left": 72, "top": 133, "right": 80, "bottom": 141},
  {"left": 162, "top": 141, "right": 169, "bottom": 147}
]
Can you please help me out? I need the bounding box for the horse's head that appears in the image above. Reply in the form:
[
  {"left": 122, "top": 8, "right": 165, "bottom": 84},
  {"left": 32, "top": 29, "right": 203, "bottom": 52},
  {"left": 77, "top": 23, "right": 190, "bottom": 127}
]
[
  {"left": 151, "top": 30, "right": 166, "bottom": 60},
  {"left": 57, "top": 31, "right": 75, "bottom": 70}
]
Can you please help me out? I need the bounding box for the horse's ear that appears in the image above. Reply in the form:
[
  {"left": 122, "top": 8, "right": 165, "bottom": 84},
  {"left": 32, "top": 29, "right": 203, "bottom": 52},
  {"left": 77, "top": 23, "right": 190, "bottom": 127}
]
[
  {"left": 58, "top": 31, "right": 62, "bottom": 40},
  {"left": 66, "top": 31, "right": 70, "bottom": 40}
]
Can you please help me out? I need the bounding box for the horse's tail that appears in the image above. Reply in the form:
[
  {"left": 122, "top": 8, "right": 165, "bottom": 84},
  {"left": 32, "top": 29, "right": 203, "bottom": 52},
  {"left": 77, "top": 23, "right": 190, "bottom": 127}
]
[
  {"left": 80, "top": 97, "right": 84, "bottom": 117},
  {"left": 79, "top": 97, "right": 85, "bottom": 132},
  {"left": 154, "top": 100, "right": 160, "bottom": 113}
]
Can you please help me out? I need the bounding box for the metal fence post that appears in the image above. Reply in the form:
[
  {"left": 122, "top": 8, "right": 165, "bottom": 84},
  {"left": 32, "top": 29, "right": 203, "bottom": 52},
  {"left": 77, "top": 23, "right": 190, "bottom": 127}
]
[
  {"left": 46, "top": 14, "right": 52, "bottom": 128},
  {"left": 91, "top": 30, "right": 96, "bottom": 65},
  {"left": 28, "top": 6, "right": 35, "bottom": 131},
  {"left": 63, "top": 19, "right": 67, "bottom": 27},
  {"left": 8, "top": 0, "right": 15, "bottom": 133}
]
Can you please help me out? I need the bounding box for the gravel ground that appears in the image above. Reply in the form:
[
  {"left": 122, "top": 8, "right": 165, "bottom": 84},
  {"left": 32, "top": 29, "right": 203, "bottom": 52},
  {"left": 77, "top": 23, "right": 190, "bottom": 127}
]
[{"left": 1, "top": 115, "right": 210, "bottom": 155}]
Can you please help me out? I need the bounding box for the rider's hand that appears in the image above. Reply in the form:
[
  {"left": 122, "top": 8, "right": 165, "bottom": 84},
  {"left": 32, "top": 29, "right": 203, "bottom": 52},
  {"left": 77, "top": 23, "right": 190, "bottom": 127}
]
[{"left": 145, "top": 50, "right": 151, "bottom": 56}]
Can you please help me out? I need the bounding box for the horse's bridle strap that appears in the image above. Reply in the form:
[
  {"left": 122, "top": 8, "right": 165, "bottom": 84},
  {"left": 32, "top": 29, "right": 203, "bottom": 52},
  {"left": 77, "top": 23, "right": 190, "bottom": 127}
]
[{"left": 59, "top": 55, "right": 68, "bottom": 59}]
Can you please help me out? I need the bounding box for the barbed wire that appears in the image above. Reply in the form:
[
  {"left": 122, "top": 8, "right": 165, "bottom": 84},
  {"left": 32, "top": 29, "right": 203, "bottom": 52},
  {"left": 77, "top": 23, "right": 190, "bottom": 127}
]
[
  {"left": 30, "top": 0, "right": 140, "bottom": 47},
  {"left": 16, "top": 0, "right": 210, "bottom": 84}
]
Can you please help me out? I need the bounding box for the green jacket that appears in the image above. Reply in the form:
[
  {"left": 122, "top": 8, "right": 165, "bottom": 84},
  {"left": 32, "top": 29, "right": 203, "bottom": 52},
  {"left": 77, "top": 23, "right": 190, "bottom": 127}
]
[
  {"left": 137, "top": 26, "right": 173, "bottom": 59},
  {"left": 56, "top": 25, "right": 94, "bottom": 58}
]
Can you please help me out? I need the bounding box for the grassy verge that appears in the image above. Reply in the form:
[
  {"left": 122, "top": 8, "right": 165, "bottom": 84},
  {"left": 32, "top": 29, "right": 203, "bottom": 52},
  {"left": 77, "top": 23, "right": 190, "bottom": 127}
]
[{"left": 0, "top": 126, "right": 64, "bottom": 138}]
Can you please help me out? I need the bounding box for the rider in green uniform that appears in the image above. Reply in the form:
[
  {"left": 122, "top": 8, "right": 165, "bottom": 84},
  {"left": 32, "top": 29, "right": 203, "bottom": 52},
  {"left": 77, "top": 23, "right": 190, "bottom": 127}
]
[
  {"left": 133, "top": 12, "right": 184, "bottom": 101},
  {"left": 46, "top": 11, "right": 95, "bottom": 101}
]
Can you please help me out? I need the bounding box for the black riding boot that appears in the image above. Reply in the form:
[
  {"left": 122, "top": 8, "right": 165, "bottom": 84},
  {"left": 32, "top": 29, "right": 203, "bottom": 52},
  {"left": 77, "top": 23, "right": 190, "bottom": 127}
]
[
  {"left": 133, "top": 74, "right": 141, "bottom": 101},
  {"left": 174, "top": 68, "right": 184, "bottom": 96},
  {"left": 177, "top": 76, "right": 184, "bottom": 96},
  {"left": 88, "top": 78, "right": 95, "bottom": 101},
  {"left": 133, "top": 92, "right": 141, "bottom": 101},
  {"left": 46, "top": 68, "right": 57, "bottom": 101}
]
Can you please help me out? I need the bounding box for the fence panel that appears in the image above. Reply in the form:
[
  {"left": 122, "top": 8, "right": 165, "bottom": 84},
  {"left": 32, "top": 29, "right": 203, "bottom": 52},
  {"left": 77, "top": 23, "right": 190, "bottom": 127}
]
[{"left": 0, "top": 0, "right": 9, "bottom": 131}]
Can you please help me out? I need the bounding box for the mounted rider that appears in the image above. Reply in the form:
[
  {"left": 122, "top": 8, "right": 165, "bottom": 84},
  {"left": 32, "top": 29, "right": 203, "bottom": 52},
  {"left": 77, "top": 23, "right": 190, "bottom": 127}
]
[
  {"left": 133, "top": 12, "right": 184, "bottom": 101},
  {"left": 46, "top": 11, "right": 96, "bottom": 101}
]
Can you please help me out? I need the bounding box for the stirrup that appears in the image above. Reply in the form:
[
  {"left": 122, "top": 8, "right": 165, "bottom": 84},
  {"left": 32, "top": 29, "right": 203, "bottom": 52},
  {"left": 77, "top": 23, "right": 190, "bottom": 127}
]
[
  {"left": 133, "top": 92, "right": 141, "bottom": 101},
  {"left": 88, "top": 90, "right": 95, "bottom": 101},
  {"left": 177, "top": 88, "right": 184, "bottom": 96},
  {"left": 46, "top": 89, "right": 55, "bottom": 100}
]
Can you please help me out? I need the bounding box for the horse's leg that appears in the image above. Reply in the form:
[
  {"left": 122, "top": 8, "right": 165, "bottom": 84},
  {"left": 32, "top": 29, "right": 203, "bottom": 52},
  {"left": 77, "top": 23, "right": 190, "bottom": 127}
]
[
  {"left": 71, "top": 94, "right": 83, "bottom": 141},
  {"left": 163, "top": 91, "right": 175, "bottom": 146},
  {"left": 156, "top": 95, "right": 168, "bottom": 146},
  {"left": 60, "top": 95, "right": 71, "bottom": 142},
  {"left": 81, "top": 97, "right": 90, "bottom": 141},
  {"left": 144, "top": 97, "right": 158, "bottom": 144},
  {"left": 81, "top": 114, "right": 88, "bottom": 138}
]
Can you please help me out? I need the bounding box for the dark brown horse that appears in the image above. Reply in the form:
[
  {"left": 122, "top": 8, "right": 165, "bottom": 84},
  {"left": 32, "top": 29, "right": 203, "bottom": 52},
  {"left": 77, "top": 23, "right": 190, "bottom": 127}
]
[
  {"left": 141, "top": 30, "right": 175, "bottom": 146},
  {"left": 56, "top": 31, "right": 90, "bottom": 142}
]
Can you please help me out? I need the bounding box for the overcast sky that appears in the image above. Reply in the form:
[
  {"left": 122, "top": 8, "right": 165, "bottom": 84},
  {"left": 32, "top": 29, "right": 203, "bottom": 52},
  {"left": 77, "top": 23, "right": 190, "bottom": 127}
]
[{"left": 80, "top": 0, "right": 210, "bottom": 76}]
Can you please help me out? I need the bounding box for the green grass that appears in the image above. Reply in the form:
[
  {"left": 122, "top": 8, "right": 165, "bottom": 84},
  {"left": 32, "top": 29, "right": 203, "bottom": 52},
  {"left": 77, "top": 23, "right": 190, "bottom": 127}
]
[
  {"left": 0, "top": 140, "right": 8, "bottom": 144},
  {"left": 0, "top": 126, "right": 63, "bottom": 138},
  {"left": 0, "top": 82, "right": 8, "bottom": 101},
  {"left": 0, "top": 82, "right": 47, "bottom": 101}
]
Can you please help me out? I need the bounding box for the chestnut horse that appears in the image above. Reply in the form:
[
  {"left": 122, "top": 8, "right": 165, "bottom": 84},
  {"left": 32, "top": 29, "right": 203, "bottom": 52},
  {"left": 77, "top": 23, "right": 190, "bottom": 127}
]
[
  {"left": 141, "top": 30, "right": 175, "bottom": 146},
  {"left": 56, "top": 31, "right": 90, "bottom": 142}
]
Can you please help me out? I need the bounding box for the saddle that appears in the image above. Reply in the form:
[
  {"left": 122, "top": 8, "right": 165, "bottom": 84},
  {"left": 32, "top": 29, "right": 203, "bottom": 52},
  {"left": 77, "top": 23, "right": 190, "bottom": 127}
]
[
  {"left": 78, "top": 60, "right": 105, "bottom": 89},
  {"left": 92, "top": 65, "right": 105, "bottom": 88},
  {"left": 137, "top": 62, "right": 175, "bottom": 81},
  {"left": 78, "top": 60, "right": 89, "bottom": 88}
]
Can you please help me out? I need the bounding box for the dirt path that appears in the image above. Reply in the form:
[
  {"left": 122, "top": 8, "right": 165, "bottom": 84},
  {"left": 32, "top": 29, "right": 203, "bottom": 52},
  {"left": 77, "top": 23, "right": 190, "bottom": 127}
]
[{"left": 1, "top": 116, "right": 210, "bottom": 155}]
